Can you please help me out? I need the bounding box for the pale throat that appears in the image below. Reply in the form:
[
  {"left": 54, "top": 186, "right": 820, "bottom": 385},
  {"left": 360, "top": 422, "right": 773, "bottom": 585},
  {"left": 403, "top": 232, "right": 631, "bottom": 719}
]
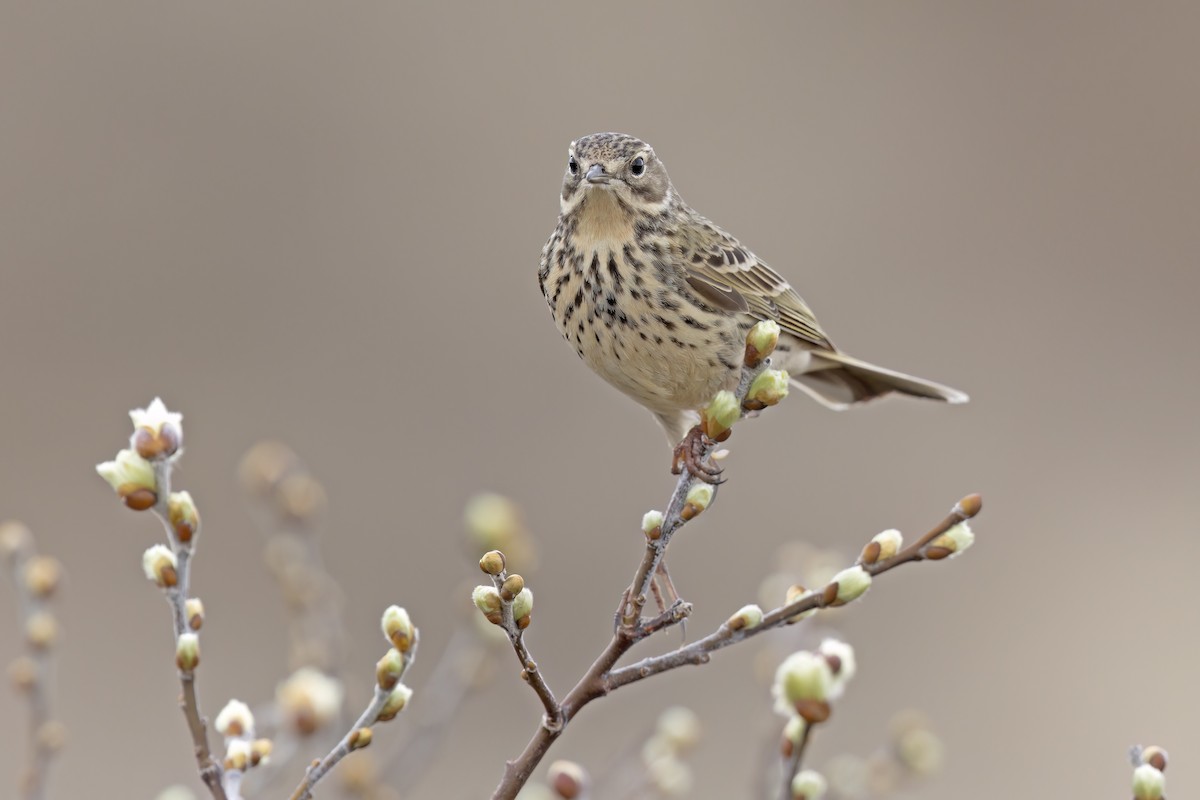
[{"left": 571, "top": 188, "right": 635, "bottom": 253}]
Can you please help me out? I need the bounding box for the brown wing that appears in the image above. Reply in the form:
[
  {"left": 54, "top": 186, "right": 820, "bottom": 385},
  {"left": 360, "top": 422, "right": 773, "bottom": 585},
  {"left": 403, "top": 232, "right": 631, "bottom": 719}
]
[{"left": 678, "top": 215, "right": 835, "bottom": 350}]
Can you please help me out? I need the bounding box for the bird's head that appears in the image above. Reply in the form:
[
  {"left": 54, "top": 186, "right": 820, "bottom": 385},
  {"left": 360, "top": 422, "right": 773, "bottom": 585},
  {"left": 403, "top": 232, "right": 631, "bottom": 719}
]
[{"left": 560, "top": 133, "right": 672, "bottom": 214}]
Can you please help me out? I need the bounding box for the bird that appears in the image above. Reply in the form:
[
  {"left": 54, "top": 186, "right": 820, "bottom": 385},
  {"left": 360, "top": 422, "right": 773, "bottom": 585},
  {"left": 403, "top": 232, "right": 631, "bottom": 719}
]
[{"left": 538, "top": 132, "right": 967, "bottom": 458}]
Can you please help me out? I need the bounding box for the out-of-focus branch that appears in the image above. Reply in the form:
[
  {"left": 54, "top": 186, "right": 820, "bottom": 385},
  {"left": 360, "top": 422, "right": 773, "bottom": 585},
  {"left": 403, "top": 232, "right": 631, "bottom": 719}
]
[
  {"left": 1, "top": 522, "right": 65, "bottom": 800},
  {"left": 239, "top": 442, "right": 345, "bottom": 678}
]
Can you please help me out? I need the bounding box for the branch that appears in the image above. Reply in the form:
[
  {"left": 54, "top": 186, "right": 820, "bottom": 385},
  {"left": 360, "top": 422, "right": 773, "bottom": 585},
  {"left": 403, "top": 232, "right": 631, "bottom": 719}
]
[
  {"left": 491, "top": 496, "right": 977, "bottom": 799},
  {"left": 779, "top": 720, "right": 813, "bottom": 800},
  {"left": 486, "top": 566, "right": 562, "bottom": 729},
  {"left": 482, "top": 325, "right": 980, "bottom": 799},
  {"left": 289, "top": 686, "right": 391, "bottom": 800}
]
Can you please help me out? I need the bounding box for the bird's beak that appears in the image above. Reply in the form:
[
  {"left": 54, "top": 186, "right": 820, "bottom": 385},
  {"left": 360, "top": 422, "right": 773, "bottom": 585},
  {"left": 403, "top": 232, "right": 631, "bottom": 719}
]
[{"left": 585, "top": 164, "right": 611, "bottom": 185}]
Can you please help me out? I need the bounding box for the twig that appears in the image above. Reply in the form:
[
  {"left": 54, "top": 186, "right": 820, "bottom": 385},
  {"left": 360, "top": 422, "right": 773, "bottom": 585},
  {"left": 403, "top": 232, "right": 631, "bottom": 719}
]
[
  {"left": 289, "top": 618, "right": 417, "bottom": 800},
  {"left": 288, "top": 685, "right": 391, "bottom": 800},
  {"left": 488, "top": 569, "right": 563, "bottom": 730},
  {"left": 779, "top": 721, "right": 813, "bottom": 800},
  {"left": 151, "top": 461, "right": 228, "bottom": 800}
]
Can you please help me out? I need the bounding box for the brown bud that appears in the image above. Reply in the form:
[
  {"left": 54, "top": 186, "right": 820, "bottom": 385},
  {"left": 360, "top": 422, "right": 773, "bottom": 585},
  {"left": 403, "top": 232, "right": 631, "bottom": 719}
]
[
  {"left": 250, "top": 739, "right": 273, "bottom": 767},
  {"left": 923, "top": 546, "right": 953, "bottom": 560},
  {"left": 133, "top": 425, "right": 180, "bottom": 460},
  {"left": 517, "top": 614, "right": 531, "bottom": 630},
  {"left": 501, "top": 574, "right": 525, "bottom": 602},
  {"left": 186, "top": 598, "right": 205, "bottom": 631},
  {"left": 956, "top": 493, "right": 982, "bottom": 519},
  {"left": 794, "top": 699, "right": 831, "bottom": 724},
  {"left": 479, "top": 550, "right": 506, "bottom": 576},
  {"left": 820, "top": 583, "right": 839, "bottom": 606},
  {"left": 548, "top": 760, "right": 588, "bottom": 799},
  {"left": 859, "top": 541, "right": 882, "bottom": 566},
  {"left": 349, "top": 727, "right": 373, "bottom": 751},
  {"left": 122, "top": 488, "right": 158, "bottom": 511},
  {"left": 1141, "top": 745, "right": 1168, "bottom": 772}
]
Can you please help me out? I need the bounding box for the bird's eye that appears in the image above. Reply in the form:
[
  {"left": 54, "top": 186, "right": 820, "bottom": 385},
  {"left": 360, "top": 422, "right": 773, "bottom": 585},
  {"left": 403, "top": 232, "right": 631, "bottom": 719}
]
[
  {"left": 568, "top": 156, "right": 579, "bottom": 175},
  {"left": 630, "top": 156, "right": 646, "bottom": 176}
]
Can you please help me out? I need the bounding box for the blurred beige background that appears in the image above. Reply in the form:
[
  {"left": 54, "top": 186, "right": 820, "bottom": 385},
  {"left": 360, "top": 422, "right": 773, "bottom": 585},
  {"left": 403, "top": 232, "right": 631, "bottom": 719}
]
[{"left": 2, "top": 2, "right": 1199, "bottom": 798}]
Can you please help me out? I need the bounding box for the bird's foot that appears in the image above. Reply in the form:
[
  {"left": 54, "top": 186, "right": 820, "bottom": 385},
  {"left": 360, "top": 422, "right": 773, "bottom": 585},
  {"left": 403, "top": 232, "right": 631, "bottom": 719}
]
[{"left": 671, "top": 425, "right": 724, "bottom": 484}]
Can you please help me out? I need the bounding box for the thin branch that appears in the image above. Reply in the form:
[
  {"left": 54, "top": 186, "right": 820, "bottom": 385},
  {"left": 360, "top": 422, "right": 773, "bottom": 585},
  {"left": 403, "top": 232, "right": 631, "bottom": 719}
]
[
  {"left": 779, "top": 721, "right": 813, "bottom": 800},
  {"left": 288, "top": 684, "right": 392, "bottom": 800},
  {"left": 489, "top": 571, "right": 562, "bottom": 730},
  {"left": 151, "top": 460, "right": 228, "bottom": 800},
  {"left": 289, "top": 624, "right": 418, "bottom": 800}
]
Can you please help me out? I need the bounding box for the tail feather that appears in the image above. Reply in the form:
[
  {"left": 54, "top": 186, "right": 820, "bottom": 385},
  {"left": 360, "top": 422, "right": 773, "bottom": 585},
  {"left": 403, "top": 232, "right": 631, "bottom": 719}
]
[{"left": 788, "top": 350, "right": 968, "bottom": 410}]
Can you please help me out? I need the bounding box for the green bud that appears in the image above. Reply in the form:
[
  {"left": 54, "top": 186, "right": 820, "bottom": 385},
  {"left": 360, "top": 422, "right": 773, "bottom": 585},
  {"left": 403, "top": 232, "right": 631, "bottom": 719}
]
[
  {"left": 746, "top": 369, "right": 790, "bottom": 408},
  {"left": 830, "top": 566, "right": 872, "bottom": 605},
  {"left": 745, "top": 320, "right": 781, "bottom": 367},
  {"left": 701, "top": 390, "right": 740, "bottom": 440},
  {"left": 376, "top": 684, "right": 412, "bottom": 722},
  {"left": 511, "top": 587, "right": 533, "bottom": 626}
]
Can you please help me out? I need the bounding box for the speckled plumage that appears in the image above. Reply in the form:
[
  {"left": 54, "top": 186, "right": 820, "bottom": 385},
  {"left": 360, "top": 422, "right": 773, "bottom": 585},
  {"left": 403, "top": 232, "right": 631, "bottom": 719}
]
[{"left": 538, "top": 133, "right": 967, "bottom": 444}]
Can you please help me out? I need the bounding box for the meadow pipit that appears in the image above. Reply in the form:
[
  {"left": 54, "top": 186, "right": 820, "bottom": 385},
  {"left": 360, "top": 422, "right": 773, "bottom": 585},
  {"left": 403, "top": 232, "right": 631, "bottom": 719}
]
[{"left": 539, "top": 133, "right": 966, "bottom": 467}]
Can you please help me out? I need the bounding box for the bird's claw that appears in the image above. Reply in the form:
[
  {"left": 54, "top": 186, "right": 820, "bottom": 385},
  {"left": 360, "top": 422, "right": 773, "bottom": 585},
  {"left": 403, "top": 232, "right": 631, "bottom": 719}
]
[{"left": 671, "top": 426, "right": 724, "bottom": 484}]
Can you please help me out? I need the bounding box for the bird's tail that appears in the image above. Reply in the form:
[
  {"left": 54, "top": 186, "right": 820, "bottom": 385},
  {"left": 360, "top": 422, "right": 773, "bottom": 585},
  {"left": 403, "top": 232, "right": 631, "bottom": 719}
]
[{"left": 786, "top": 349, "right": 969, "bottom": 410}]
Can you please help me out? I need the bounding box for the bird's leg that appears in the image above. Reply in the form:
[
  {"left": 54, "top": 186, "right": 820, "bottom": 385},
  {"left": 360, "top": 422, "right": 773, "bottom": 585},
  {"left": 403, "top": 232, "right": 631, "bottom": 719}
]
[
  {"left": 648, "top": 571, "right": 666, "bottom": 614},
  {"left": 671, "top": 424, "right": 724, "bottom": 484},
  {"left": 655, "top": 560, "right": 679, "bottom": 608}
]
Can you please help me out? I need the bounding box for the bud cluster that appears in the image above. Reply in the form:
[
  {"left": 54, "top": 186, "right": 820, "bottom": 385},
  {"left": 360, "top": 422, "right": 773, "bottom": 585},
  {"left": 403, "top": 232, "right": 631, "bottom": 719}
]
[
  {"left": 473, "top": 549, "right": 535, "bottom": 630},
  {"left": 372, "top": 605, "right": 418, "bottom": 727}
]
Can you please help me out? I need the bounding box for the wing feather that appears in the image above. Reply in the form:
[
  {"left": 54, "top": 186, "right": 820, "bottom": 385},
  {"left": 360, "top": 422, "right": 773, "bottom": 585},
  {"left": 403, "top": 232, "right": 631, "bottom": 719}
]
[{"left": 679, "top": 215, "right": 834, "bottom": 349}]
